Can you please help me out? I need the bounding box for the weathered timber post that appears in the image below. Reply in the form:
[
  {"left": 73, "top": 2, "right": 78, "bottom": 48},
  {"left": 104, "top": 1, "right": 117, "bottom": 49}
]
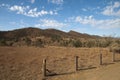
[
  {"left": 75, "top": 56, "right": 79, "bottom": 71},
  {"left": 42, "top": 59, "right": 46, "bottom": 79},
  {"left": 113, "top": 52, "right": 115, "bottom": 62},
  {"left": 100, "top": 53, "right": 102, "bottom": 65}
]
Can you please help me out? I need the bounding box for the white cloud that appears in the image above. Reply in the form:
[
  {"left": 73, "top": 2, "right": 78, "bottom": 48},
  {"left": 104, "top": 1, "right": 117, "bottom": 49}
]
[
  {"left": 26, "top": 9, "right": 57, "bottom": 17},
  {"left": 31, "top": 0, "right": 35, "bottom": 4},
  {"left": 48, "top": 0, "right": 63, "bottom": 5},
  {"left": 75, "top": 16, "right": 95, "bottom": 25},
  {"left": 9, "top": 5, "right": 57, "bottom": 17},
  {"left": 114, "top": 1, "right": 120, "bottom": 8},
  {"left": 102, "top": 1, "right": 120, "bottom": 16},
  {"left": 9, "top": 5, "right": 30, "bottom": 14},
  {"left": 0, "top": 3, "right": 10, "bottom": 8},
  {"left": 35, "top": 19, "right": 67, "bottom": 29},
  {"left": 68, "top": 15, "right": 120, "bottom": 29},
  {"left": 82, "top": 8, "right": 87, "bottom": 11}
]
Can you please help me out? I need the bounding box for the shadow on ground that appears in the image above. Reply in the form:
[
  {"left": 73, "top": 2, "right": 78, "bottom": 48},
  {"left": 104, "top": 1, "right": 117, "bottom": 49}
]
[
  {"left": 102, "top": 62, "right": 114, "bottom": 66},
  {"left": 78, "top": 66, "right": 97, "bottom": 71}
]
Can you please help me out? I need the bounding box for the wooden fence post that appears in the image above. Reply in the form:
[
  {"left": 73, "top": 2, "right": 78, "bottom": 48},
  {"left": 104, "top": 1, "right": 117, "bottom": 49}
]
[
  {"left": 42, "top": 59, "right": 46, "bottom": 79},
  {"left": 100, "top": 53, "right": 102, "bottom": 65},
  {"left": 113, "top": 52, "right": 115, "bottom": 62},
  {"left": 75, "top": 56, "right": 79, "bottom": 71}
]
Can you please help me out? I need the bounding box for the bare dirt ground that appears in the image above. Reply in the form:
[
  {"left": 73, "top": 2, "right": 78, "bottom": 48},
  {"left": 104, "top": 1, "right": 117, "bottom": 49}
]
[{"left": 0, "top": 46, "right": 120, "bottom": 80}]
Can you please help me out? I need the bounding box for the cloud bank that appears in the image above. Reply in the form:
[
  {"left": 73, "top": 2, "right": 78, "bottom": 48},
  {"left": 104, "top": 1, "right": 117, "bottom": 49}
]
[
  {"left": 48, "top": 0, "right": 63, "bottom": 5},
  {"left": 35, "top": 19, "right": 67, "bottom": 29},
  {"left": 9, "top": 5, "right": 57, "bottom": 17},
  {"left": 67, "top": 15, "right": 120, "bottom": 29},
  {"left": 102, "top": 1, "right": 120, "bottom": 17}
]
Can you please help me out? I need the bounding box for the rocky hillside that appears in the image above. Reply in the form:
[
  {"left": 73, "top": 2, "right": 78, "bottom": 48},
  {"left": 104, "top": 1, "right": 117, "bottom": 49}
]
[
  {"left": 2, "top": 27, "right": 119, "bottom": 48},
  {"left": 0, "top": 27, "right": 99, "bottom": 40}
]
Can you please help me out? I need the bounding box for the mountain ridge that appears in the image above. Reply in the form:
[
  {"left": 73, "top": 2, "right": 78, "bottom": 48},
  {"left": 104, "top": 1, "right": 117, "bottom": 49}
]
[
  {"left": 1, "top": 27, "right": 119, "bottom": 48},
  {"left": 0, "top": 27, "right": 100, "bottom": 39}
]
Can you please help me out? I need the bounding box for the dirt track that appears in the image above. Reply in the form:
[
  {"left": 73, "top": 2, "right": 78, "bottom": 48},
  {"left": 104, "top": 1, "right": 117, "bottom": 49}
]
[{"left": 0, "top": 46, "right": 120, "bottom": 80}]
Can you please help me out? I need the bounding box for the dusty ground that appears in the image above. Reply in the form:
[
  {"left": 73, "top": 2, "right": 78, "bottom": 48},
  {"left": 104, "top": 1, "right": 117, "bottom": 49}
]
[{"left": 0, "top": 46, "right": 120, "bottom": 80}]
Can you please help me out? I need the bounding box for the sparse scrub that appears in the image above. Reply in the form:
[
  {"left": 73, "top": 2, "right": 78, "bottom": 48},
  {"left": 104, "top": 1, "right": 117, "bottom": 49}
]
[
  {"left": 0, "top": 39, "right": 7, "bottom": 46},
  {"left": 51, "top": 35, "right": 62, "bottom": 42},
  {"left": 60, "top": 40, "right": 69, "bottom": 47},
  {"left": 34, "top": 39, "right": 44, "bottom": 47},
  {"left": 73, "top": 40, "right": 82, "bottom": 48},
  {"left": 0, "top": 28, "right": 119, "bottom": 48},
  {"left": 86, "top": 40, "right": 95, "bottom": 48},
  {"left": 109, "top": 42, "right": 120, "bottom": 53},
  {"left": 24, "top": 37, "right": 31, "bottom": 46}
]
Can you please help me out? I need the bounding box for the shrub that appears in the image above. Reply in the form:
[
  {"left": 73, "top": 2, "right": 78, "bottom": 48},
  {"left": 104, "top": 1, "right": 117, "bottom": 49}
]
[
  {"left": 109, "top": 42, "right": 120, "bottom": 53},
  {"left": 24, "top": 37, "right": 31, "bottom": 46},
  {"left": 86, "top": 40, "right": 95, "bottom": 48},
  {"left": 60, "top": 40, "right": 69, "bottom": 47},
  {"left": 34, "top": 39, "right": 44, "bottom": 47},
  {"left": 73, "top": 40, "right": 82, "bottom": 48},
  {"left": 51, "top": 35, "right": 61, "bottom": 42},
  {"left": 0, "top": 39, "right": 7, "bottom": 46}
]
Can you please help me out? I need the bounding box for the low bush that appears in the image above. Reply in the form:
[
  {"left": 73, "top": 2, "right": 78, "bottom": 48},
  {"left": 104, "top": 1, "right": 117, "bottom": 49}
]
[{"left": 109, "top": 42, "right": 120, "bottom": 53}]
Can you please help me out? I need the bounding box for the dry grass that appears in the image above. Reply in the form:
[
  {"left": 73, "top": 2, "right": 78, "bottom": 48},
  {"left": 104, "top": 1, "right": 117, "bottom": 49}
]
[{"left": 0, "top": 46, "right": 120, "bottom": 80}]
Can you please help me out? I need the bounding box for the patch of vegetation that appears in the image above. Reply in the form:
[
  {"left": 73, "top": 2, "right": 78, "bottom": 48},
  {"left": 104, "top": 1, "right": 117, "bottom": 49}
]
[
  {"left": 73, "top": 40, "right": 82, "bottom": 48},
  {"left": 85, "top": 40, "right": 95, "bottom": 48},
  {"left": 51, "top": 35, "right": 62, "bottom": 42},
  {"left": 34, "top": 39, "right": 44, "bottom": 47},
  {"left": 0, "top": 28, "right": 119, "bottom": 48},
  {"left": 24, "top": 37, "right": 31, "bottom": 46},
  {"left": 0, "top": 39, "right": 7, "bottom": 46},
  {"left": 109, "top": 42, "right": 120, "bottom": 53}
]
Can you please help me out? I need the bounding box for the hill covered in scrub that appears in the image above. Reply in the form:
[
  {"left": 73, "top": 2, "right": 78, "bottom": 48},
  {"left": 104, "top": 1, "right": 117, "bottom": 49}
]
[
  {"left": 0, "top": 27, "right": 98, "bottom": 39},
  {"left": 0, "top": 27, "right": 120, "bottom": 50}
]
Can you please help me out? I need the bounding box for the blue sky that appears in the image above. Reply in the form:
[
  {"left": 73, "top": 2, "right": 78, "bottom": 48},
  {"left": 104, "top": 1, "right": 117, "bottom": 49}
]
[{"left": 0, "top": 0, "right": 120, "bottom": 37}]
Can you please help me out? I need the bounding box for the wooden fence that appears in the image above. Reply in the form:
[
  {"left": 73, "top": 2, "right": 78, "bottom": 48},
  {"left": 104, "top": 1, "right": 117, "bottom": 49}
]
[{"left": 42, "top": 52, "right": 120, "bottom": 79}]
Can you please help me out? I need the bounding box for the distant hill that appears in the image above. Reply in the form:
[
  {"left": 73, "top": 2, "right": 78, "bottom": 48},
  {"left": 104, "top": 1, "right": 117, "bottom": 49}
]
[
  {"left": 0, "top": 27, "right": 105, "bottom": 47},
  {"left": 0, "top": 27, "right": 119, "bottom": 52},
  {"left": 68, "top": 30, "right": 94, "bottom": 38},
  {"left": 0, "top": 27, "right": 100, "bottom": 40},
  {"left": 0, "top": 27, "right": 43, "bottom": 40}
]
